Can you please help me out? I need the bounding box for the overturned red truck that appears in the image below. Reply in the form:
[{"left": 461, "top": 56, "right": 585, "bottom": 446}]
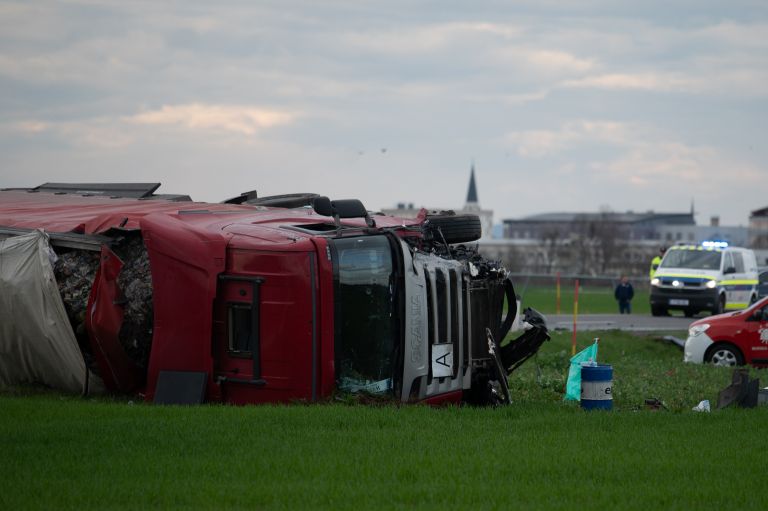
[{"left": 0, "top": 183, "right": 548, "bottom": 405}]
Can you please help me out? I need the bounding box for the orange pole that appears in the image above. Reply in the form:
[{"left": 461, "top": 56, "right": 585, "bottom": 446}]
[
  {"left": 571, "top": 279, "right": 579, "bottom": 356},
  {"left": 556, "top": 271, "right": 561, "bottom": 315}
]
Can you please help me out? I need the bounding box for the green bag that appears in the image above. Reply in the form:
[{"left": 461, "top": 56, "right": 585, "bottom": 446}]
[{"left": 564, "top": 342, "right": 598, "bottom": 401}]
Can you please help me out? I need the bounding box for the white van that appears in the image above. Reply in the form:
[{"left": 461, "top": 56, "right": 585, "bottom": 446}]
[{"left": 649, "top": 242, "right": 759, "bottom": 317}]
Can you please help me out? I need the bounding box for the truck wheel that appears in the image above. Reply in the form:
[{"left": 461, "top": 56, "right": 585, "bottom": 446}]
[
  {"left": 711, "top": 295, "right": 725, "bottom": 316},
  {"left": 706, "top": 343, "right": 743, "bottom": 366},
  {"left": 424, "top": 213, "right": 482, "bottom": 244}
]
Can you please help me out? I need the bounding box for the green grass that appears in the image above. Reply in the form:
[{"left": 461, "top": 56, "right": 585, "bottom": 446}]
[
  {"left": 509, "top": 328, "right": 764, "bottom": 411},
  {"left": 2, "top": 332, "right": 767, "bottom": 510},
  {"left": 518, "top": 285, "right": 651, "bottom": 314}
]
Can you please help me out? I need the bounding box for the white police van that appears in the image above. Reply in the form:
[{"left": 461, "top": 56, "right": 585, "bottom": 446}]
[{"left": 649, "top": 242, "right": 759, "bottom": 317}]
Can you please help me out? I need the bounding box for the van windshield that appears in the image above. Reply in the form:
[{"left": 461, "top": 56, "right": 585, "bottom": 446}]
[
  {"left": 660, "top": 249, "right": 722, "bottom": 270},
  {"left": 330, "top": 235, "right": 399, "bottom": 395}
]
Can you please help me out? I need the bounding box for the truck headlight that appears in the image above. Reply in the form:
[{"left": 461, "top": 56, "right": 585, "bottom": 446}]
[
  {"left": 689, "top": 324, "right": 710, "bottom": 336},
  {"left": 651, "top": 278, "right": 660, "bottom": 286},
  {"left": 705, "top": 280, "right": 717, "bottom": 289}
]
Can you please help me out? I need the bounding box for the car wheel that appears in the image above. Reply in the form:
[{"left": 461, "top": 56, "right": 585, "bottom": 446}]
[
  {"left": 424, "top": 213, "right": 482, "bottom": 244},
  {"left": 706, "top": 344, "right": 744, "bottom": 366}
]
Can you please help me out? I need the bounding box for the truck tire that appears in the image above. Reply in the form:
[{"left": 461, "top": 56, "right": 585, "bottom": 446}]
[{"left": 424, "top": 213, "right": 482, "bottom": 244}]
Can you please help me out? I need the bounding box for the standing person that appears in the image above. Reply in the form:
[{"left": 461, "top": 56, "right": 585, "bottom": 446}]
[
  {"left": 614, "top": 275, "right": 634, "bottom": 314},
  {"left": 649, "top": 246, "right": 667, "bottom": 280}
]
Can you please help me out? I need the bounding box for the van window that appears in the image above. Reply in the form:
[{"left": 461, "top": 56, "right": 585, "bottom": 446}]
[
  {"left": 661, "top": 249, "right": 721, "bottom": 270},
  {"left": 732, "top": 252, "right": 745, "bottom": 273},
  {"left": 723, "top": 252, "right": 734, "bottom": 272}
]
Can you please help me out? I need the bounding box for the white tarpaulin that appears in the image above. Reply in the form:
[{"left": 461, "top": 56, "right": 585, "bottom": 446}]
[{"left": 0, "top": 230, "right": 94, "bottom": 393}]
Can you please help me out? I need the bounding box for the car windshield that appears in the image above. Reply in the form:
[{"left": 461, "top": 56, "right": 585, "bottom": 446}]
[
  {"left": 660, "top": 249, "right": 722, "bottom": 270},
  {"left": 330, "top": 235, "right": 399, "bottom": 395}
]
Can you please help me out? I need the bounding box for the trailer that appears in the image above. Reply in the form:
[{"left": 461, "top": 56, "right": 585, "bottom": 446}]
[{"left": 0, "top": 183, "right": 549, "bottom": 405}]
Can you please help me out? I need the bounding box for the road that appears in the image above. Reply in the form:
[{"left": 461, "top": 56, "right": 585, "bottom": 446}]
[{"left": 543, "top": 313, "right": 695, "bottom": 332}]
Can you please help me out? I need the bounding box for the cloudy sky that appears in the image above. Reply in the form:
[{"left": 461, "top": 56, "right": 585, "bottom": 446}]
[{"left": 1, "top": 1, "right": 766, "bottom": 227}]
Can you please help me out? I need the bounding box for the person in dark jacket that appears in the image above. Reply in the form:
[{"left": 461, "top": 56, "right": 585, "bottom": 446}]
[{"left": 614, "top": 275, "right": 634, "bottom": 314}]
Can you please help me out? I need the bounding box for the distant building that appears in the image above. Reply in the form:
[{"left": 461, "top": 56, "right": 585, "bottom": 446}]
[
  {"left": 381, "top": 164, "right": 494, "bottom": 239},
  {"left": 490, "top": 208, "right": 753, "bottom": 276},
  {"left": 493, "top": 209, "right": 691, "bottom": 276},
  {"left": 749, "top": 206, "right": 768, "bottom": 249},
  {"left": 502, "top": 210, "right": 695, "bottom": 241}
]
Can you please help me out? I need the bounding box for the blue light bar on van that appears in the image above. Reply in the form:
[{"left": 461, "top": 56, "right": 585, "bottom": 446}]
[{"left": 701, "top": 240, "right": 728, "bottom": 249}]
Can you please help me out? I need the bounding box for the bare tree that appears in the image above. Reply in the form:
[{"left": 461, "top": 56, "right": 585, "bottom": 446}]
[
  {"left": 538, "top": 225, "right": 563, "bottom": 273},
  {"left": 592, "top": 209, "right": 621, "bottom": 274}
]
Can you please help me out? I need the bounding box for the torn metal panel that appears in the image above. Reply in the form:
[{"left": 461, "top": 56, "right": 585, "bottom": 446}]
[{"left": 85, "top": 245, "right": 144, "bottom": 392}]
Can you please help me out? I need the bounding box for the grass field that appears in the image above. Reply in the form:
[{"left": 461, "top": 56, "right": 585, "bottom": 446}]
[
  {"left": 2, "top": 331, "right": 767, "bottom": 510},
  {"left": 517, "top": 284, "right": 651, "bottom": 315}
]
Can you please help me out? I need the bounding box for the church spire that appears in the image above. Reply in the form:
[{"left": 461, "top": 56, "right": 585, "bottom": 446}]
[{"left": 466, "top": 163, "right": 478, "bottom": 206}]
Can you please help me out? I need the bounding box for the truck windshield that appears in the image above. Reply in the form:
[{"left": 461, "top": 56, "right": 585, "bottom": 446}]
[
  {"left": 661, "top": 249, "right": 722, "bottom": 270},
  {"left": 330, "top": 235, "right": 399, "bottom": 395}
]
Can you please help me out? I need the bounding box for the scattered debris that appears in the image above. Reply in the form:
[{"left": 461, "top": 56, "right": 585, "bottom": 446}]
[
  {"left": 644, "top": 397, "right": 668, "bottom": 411},
  {"left": 53, "top": 249, "right": 100, "bottom": 367},
  {"left": 53, "top": 234, "right": 154, "bottom": 372},
  {"left": 660, "top": 335, "right": 685, "bottom": 350},
  {"left": 692, "top": 399, "right": 711, "bottom": 412},
  {"left": 717, "top": 368, "right": 760, "bottom": 409},
  {"left": 113, "top": 236, "right": 153, "bottom": 369}
]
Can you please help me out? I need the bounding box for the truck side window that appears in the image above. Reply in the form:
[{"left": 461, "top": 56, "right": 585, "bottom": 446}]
[{"left": 228, "top": 304, "right": 253, "bottom": 353}]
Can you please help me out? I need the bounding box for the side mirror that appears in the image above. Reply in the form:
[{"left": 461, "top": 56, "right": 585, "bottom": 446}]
[
  {"left": 312, "top": 196, "right": 333, "bottom": 217},
  {"left": 332, "top": 199, "right": 368, "bottom": 219},
  {"left": 723, "top": 266, "right": 737, "bottom": 275},
  {"left": 751, "top": 309, "right": 765, "bottom": 322}
]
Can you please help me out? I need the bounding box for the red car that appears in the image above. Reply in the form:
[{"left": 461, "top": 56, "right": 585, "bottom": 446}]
[
  {"left": 684, "top": 296, "right": 768, "bottom": 367},
  {"left": 0, "top": 183, "right": 549, "bottom": 405}
]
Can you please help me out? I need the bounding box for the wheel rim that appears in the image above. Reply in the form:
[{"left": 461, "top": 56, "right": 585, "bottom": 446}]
[{"left": 711, "top": 349, "right": 737, "bottom": 366}]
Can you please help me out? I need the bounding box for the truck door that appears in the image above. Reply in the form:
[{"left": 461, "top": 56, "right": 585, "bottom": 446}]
[
  {"left": 213, "top": 275, "right": 266, "bottom": 401},
  {"left": 212, "top": 251, "right": 318, "bottom": 404}
]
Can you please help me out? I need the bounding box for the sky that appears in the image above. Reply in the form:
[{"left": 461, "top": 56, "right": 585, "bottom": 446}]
[{"left": 1, "top": 1, "right": 766, "bottom": 227}]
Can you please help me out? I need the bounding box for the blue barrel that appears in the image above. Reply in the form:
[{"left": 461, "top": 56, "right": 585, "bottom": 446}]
[{"left": 581, "top": 364, "right": 613, "bottom": 410}]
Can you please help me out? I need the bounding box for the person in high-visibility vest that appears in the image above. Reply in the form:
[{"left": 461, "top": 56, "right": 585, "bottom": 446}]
[{"left": 649, "top": 246, "right": 667, "bottom": 279}]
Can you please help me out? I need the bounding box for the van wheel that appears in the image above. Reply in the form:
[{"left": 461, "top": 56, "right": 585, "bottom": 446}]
[
  {"left": 424, "top": 213, "right": 482, "bottom": 244},
  {"left": 750, "top": 294, "right": 757, "bottom": 305},
  {"left": 706, "top": 343, "right": 744, "bottom": 366},
  {"left": 711, "top": 295, "right": 725, "bottom": 316}
]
